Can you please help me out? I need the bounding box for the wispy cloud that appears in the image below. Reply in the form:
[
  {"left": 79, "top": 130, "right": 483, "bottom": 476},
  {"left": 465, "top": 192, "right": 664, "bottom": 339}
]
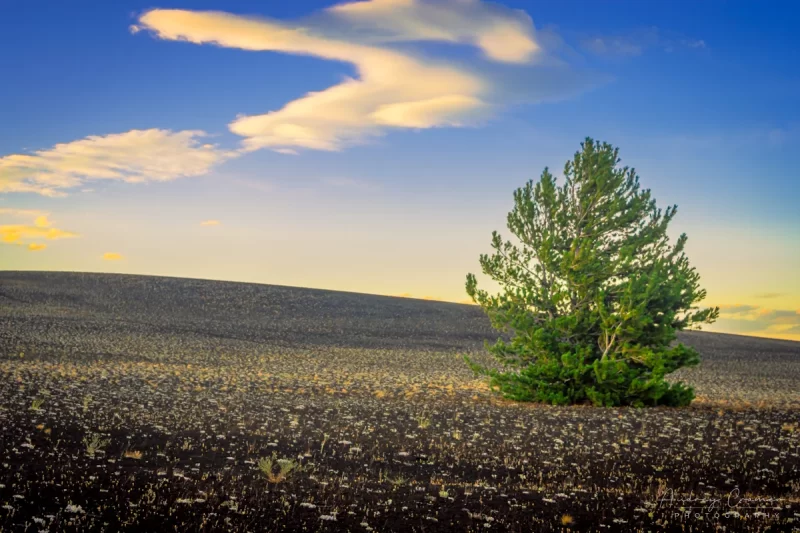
[
  {"left": 200, "top": 219, "right": 221, "bottom": 226},
  {"left": 582, "top": 27, "right": 706, "bottom": 57},
  {"left": 134, "top": 1, "right": 593, "bottom": 154},
  {"left": 754, "top": 292, "right": 785, "bottom": 299},
  {"left": 0, "top": 1, "right": 599, "bottom": 200},
  {"left": 103, "top": 252, "right": 124, "bottom": 261},
  {"left": 717, "top": 304, "right": 761, "bottom": 315},
  {"left": 325, "top": 0, "right": 540, "bottom": 63},
  {"left": 135, "top": 8, "right": 489, "bottom": 152},
  {"left": 0, "top": 129, "right": 234, "bottom": 196},
  {"left": 713, "top": 304, "right": 800, "bottom": 339}
]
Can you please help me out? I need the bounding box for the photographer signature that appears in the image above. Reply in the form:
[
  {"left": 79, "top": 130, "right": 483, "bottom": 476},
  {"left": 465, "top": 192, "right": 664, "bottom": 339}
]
[{"left": 656, "top": 487, "right": 784, "bottom": 519}]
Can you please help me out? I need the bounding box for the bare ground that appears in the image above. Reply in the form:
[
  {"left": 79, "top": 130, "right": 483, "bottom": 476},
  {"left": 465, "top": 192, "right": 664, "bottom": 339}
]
[{"left": 1, "top": 271, "right": 798, "bottom": 532}]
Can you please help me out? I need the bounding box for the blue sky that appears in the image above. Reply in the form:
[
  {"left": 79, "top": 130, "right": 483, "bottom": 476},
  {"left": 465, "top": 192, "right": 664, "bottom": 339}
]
[{"left": 1, "top": 0, "right": 799, "bottom": 340}]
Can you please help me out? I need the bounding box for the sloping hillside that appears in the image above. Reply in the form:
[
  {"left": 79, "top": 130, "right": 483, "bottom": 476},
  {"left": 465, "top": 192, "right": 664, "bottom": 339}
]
[
  {"left": 1, "top": 271, "right": 798, "bottom": 405},
  {"left": 1, "top": 272, "right": 798, "bottom": 532}
]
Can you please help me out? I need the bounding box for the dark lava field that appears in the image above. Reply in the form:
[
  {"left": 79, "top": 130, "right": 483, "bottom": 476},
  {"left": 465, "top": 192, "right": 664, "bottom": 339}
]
[{"left": 1, "top": 271, "right": 798, "bottom": 532}]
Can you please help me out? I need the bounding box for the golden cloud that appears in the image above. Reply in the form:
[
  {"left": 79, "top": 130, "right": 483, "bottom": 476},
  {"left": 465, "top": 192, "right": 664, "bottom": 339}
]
[
  {"left": 200, "top": 219, "right": 221, "bottom": 226},
  {"left": 0, "top": 209, "right": 78, "bottom": 249},
  {"left": 34, "top": 215, "right": 51, "bottom": 228},
  {"left": 103, "top": 252, "right": 124, "bottom": 261},
  {"left": 0, "top": 225, "right": 78, "bottom": 243}
]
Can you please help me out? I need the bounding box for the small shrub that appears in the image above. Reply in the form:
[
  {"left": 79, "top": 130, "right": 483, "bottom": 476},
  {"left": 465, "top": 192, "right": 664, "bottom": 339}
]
[
  {"left": 30, "top": 398, "right": 45, "bottom": 411},
  {"left": 83, "top": 433, "right": 110, "bottom": 456},
  {"left": 258, "top": 452, "right": 300, "bottom": 483}
]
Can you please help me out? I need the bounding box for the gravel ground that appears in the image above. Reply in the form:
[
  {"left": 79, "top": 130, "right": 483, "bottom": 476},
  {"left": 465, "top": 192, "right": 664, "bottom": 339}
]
[
  {"left": 1, "top": 271, "right": 798, "bottom": 406},
  {"left": 1, "top": 271, "right": 798, "bottom": 532}
]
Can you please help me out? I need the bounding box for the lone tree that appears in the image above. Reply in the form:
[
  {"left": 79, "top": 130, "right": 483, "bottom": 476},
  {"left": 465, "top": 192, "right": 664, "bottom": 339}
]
[{"left": 465, "top": 138, "right": 719, "bottom": 407}]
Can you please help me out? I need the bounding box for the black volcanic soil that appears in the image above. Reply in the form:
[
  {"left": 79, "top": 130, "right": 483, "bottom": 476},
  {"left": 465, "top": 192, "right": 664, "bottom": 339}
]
[{"left": 1, "top": 271, "right": 798, "bottom": 532}]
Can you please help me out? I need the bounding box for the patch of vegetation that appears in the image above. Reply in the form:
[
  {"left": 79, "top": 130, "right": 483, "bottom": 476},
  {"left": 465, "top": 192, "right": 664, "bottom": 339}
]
[
  {"left": 83, "top": 432, "right": 110, "bottom": 456},
  {"left": 29, "top": 398, "right": 45, "bottom": 411},
  {"left": 258, "top": 452, "right": 301, "bottom": 483}
]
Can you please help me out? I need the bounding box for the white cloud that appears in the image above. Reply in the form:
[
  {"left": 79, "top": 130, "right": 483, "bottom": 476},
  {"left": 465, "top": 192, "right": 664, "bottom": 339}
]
[
  {"left": 0, "top": 129, "right": 234, "bottom": 196},
  {"left": 134, "top": 1, "right": 557, "bottom": 153},
  {"left": 327, "top": 0, "right": 539, "bottom": 64},
  {"left": 583, "top": 36, "right": 643, "bottom": 57},
  {"left": 371, "top": 94, "right": 487, "bottom": 128},
  {"left": 582, "top": 27, "right": 707, "bottom": 57},
  {"left": 1, "top": 2, "right": 597, "bottom": 197}
]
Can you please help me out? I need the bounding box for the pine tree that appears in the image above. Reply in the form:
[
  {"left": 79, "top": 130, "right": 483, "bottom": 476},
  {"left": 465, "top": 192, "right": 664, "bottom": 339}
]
[{"left": 465, "top": 138, "right": 719, "bottom": 407}]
